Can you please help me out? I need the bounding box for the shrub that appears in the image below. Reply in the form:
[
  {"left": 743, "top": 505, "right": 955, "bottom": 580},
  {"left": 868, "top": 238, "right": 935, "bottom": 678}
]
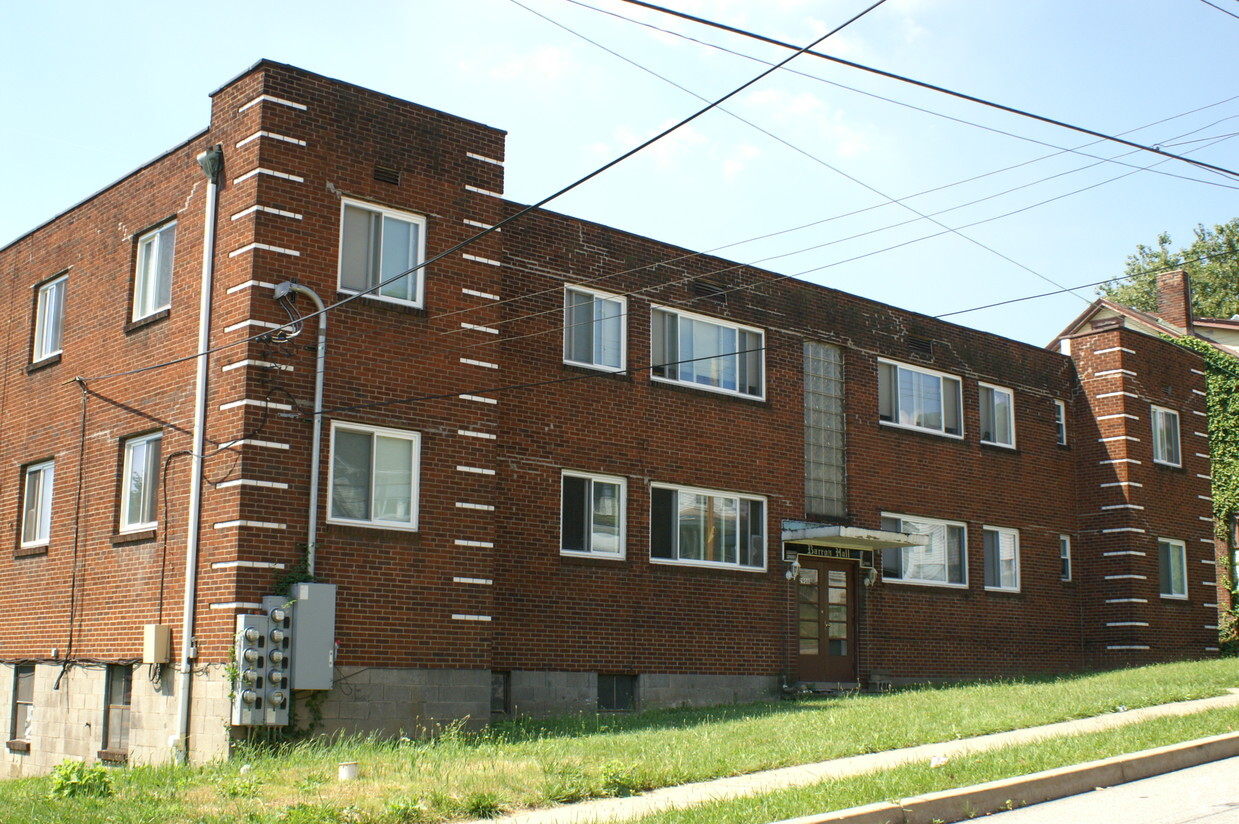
[{"left": 48, "top": 760, "right": 116, "bottom": 799}]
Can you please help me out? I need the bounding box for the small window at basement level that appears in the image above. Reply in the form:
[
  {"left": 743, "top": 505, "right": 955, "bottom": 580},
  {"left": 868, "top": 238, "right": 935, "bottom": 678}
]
[
  {"left": 32, "top": 274, "right": 66, "bottom": 362},
  {"left": 650, "top": 484, "right": 765, "bottom": 570},
  {"left": 561, "top": 471, "right": 625, "bottom": 558},
  {"left": 490, "top": 671, "right": 511, "bottom": 715},
  {"left": 102, "top": 665, "right": 132, "bottom": 756},
  {"left": 328, "top": 421, "right": 421, "bottom": 530},
  {"left": 651, "top": 307, "right": 763, "bottom": 398},
  {"left": 564, "top": 287, "right": 625, "bottom": 370},
  {"left": 597, "top": 674, "right": 636, "bottom": 712},
  {"left": 979, "top": 383, "right": 1015, "bottom": 447},
  {"left": 983, "top": 526, "right": 1020, "bottom": 592},
  {"left": 120, "top": 433, "right": 161, "bottom": 533},
  {"left": 1158, "top": 538, "right": 1187, "bottom": 598},
  {"left": 1059, "top": 535, "right": 1072, "bottom": 581},
  {"left": 133, "top": 222, "right": 176, "bottom": 321},
  {"left": 877, "top": 360, "right": 963, "bottom": 437},
  {"left": 10, "top": 665, "right": 33, "bottom": 744},
  {"left": 20, "top": 460, "right": 54, "bottom": 550},
  {"left": 881, "top": 514, "right": 967, "bottom": 587},
  {"left": 1151, "top": 406, "right": 1181, "bottom": 467},
  {"left": 1054, "top": 400, "right": 1067, "bottom": 446},
  {"left": 338, "top": 199, "right": 426, "bottom": 308}
]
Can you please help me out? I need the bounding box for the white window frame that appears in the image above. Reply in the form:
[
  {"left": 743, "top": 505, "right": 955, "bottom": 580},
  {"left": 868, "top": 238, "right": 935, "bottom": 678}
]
[
  {"left": 880, "top": 513, "right": 969, "bottom": 588},
  {"left": 326, "top": 421, "right": 421, "bottom": 531},
  {"left": 650, "top": 305, "right": 765, "bottom": 400},
  {"left": 563, "top": 286, "right": 626, "bottom": 372},
  {"left": 560, "top": 471, "right": 626, "bottom": 559},
  {"left": 1059, "top": 534, "right": 1072, "bottom": 582},
  {"left": 982, "top": 525, "right": 1020, "bottom": 592},
  {"left": 120, "top": 432, "right": 161, "bottom": 533},
  {"left": 1053, "top": 400, "right": 1067, "bottom": 446},
  {"left": 649, "top": 482, "right": 767, "bottom": 572},
  {"left": 20, "top": 460, "right": 54, "bottom": 549},
  {"left": 1158, "top": 537, "right": 1187, "bottom": 599},
  {"left": 337, "top": 198, "right": 427, "bottom": 309},
  {"left": 1151, "top": 405, "right": 1182, "bottom": 467},
  {"left": 32, "top": 273, "right": 67, "bottom": 362},
  {"left": 11, "top": 664, "right": 34, "bottom": 743},
  {"left": 133, "top": 222, "right": 176, "bottom": 321},
  {"left": 877, "top": 359, "right": 964, "bottom": 439},
  {"left": 978, "top": 383, "right": 1016, "bottom": 448}
]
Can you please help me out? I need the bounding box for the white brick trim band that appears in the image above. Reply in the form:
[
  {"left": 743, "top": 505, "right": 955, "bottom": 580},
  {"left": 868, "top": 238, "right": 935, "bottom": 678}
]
[
  {"left": 1192, "top": 368, "right": 1206, "bottom": 376},
  {"left": 222, "top": 359, "right": 294, "bottom": 372},
  {"left": 211, "top": 601, "right": 265, "bottom": 610},
  {"left": 1105, "top": 598, "right": 1148, "bottom": 604},
  {"left": 1097, "top": 413, "right": 1139, "bottom": 421},
  {"left": 228, "top": 242, "right": 301, "bottom": 258},
  {"left": 460, "top": 322, "right": 499, "bottom": 334},
  {"left": 1206, "top": 646, "right": 1220, "bottom": 652},
  {"left": 1096, "top": 391, "right": 1138, "bottom": 399},
  {"left": 1106, "top": 645, "right": 1149, "bottom": 651},
  {"left": 215, "top": 479, "right": 291, "bottom": 490},
  {"left": 461, "top": 358, "right": 499, "bottom": 369},
  {"left": 1104, "top": 551, "right": 1146, "bottom": 557},
  {"left": 1200, "top": 559, "right": 1217, "bottom": 565},
  {"left": 456, "top": 502, "right": 495, "bottom": 511},
  {"left": 1203, "top": 581, "right": 1216, "bottom": 587},
  {"left": 463, "top": 219, "right": 497, "bottom": 231},
  {"left": 460, "top": 394, "right": 497, "bottom": 404},
  {"left": 235, "top": 130, "right": 307, "bottom": 148},
  {"left": 466, "top": 152, "right": 504, "bottom": 165},
  {"left": 1095, "top": 369, "right": 1137, "bottom": 377},
  {"left": 462, "top": 288, "right": 500, "bottom": 300},
  {"left": 1099, "top": 436, "right": 1140, "bottom": 443},
  {"left": 1100, "top": 459, "right": 1142, "bottom": 465},
  {"left": 1193, "top": 410, "right": 1208, "bottom": 417},
  {"left": 232, "top": 167, "right": 305, "bottom": 185},
  {"left": 463, "top": 253, "right": 502, "bottom": 267},
  {"left": 1105, "top": 574, "right": 1147, "bottom": 580},
  {"left": 219, "top": 439, "right": 290, "bottom": 451},
  {"left": 1195, "top": 431, "right": 1209, "bottom": 438},
  {"left": 456, "top": 465, "right": 496, "bottom": 475},
  {"left": 227, "top": 280, "right": 277, "bottom": 295},
  {"left": 454, "top": 540, "right": 495, "bottom": 548},
  {"left": 1197, "top": 474, "right": 1213, "bottom": 480},
  {"left": 212, "top": 560, "right": 287, "bottom": 570},
  {"left": 1101, "top": 504, "right": 1144, "bottom": 510},
  {"left": 453, "top": 577, "right": 494, "bottom": 585},
  {"left": 225, "top": 319, "right": 283, "bottom": 333},
  {"left": 239, "top": 94, "right": 307, "bottom": 112},
  {"left": 451, "top": 614, "right": 493, "bottom": 622},
  {"left": 1195, "top": 453, "right": 1210, "bottom": 459},
  {"left": 464, "top": 185, "right": 503, "bottom": 198},
  {"left": 1201, "top": 538, "right": 1216, "bottom": 544},
  {"left": 1193, "top": 389, "right": 1207, "bottom": 396},
  {"left": 231, "top": 204, "right": 304, "bottom": 221},
  {"left": 457, "top": 429, "right": 497, "bottom": 440},
  {"left": 1102, "top": 527, "right": 1145, "bottom": 534},
  {"left": 1205, "top": 603, "right": 1218, "bottom": 609},
  {"left": 1105, "top": 622, "right": 1149, "bottom": 627},
  {"left": 1205, "top": 624, "right": 1219, "bottom": 630},
  {"left": 1094, "top": 347, "right": 1136, "bottom": 355},
  {"left": 219, "top": 399, "right": 294, "bottom": 412},
  {"left": 1200, "top": 516, "right": 1215, "bottom": 523},
  {"left": 1100, "top": 481, "right": 1143, "bottom": 488},
  {"left": 213, "top": 520, "right": 287, "bottom": 530}
]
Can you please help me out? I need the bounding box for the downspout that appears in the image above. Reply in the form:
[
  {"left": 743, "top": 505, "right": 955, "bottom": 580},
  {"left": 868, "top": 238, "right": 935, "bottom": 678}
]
[
  {"left": 175, "top": 145, "right": 222, "bottom": 764},
  {"left": 273, "top": 282, "right": 326, "bottom": 575}
]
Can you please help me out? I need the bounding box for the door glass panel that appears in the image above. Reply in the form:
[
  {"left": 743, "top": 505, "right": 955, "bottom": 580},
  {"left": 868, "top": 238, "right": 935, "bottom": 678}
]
[
  {"left": 800, "top": 620, "right": 819, "bottom": 638},
  {"left": 797, "top": 569, "right": 818, "bottom": 585},
  {"left": 828, "top": 606, "right": 847, "bottom": 621},
  {"left": 828, "top": 588, "right": 846, "bottom": 604},
  {"left": 799, "top": 603, "right": 818, "bottom": 620},
  {"left": 829, "top": 639, "right": 847, "bottom": 655},
  {"left": 829, "top": 622, "right": 848, "bottom": 639},
  {"left": 801, "top": 638, "right": 819, "bottom": 655},
  {"left": 828, "top": 570, "right": 846, "bottom": 586}
]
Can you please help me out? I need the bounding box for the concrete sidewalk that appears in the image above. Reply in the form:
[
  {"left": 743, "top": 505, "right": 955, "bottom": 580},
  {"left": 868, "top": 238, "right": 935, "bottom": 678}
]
[{"left": 481, "top": 689, "right": 1239, "bottom": 824}]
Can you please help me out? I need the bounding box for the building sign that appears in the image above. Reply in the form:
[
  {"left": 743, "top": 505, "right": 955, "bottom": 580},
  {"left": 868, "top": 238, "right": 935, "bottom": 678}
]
[{"left": 783, "top": 544, "right": 874, "bottom": 564}]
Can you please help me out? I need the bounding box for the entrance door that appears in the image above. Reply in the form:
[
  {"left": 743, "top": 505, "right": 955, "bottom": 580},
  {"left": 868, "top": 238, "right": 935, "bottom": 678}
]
[{"left": 796, "top": 557, "right": 858, "bottom": 683}]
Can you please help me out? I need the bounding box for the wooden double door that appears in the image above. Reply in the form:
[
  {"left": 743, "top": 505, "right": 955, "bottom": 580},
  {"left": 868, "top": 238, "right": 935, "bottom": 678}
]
[{"left": 796, "top": 557, "right": 858, "bottom": 683}]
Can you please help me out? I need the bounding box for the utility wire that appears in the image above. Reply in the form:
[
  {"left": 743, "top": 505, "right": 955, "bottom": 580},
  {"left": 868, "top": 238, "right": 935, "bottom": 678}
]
[
  {"left": 616, "top": 0, "right": 1239, "bottom": 181},
  {"left": 81, "top": 0, "right": 889, "bottom": 384},
  {"left": 1199, "top": 0, "right": 1239, "bottom": 20}
]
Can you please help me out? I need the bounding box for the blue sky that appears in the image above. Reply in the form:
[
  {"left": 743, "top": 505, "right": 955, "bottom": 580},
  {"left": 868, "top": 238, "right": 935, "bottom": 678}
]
[{"left": 2, "top": 0, "right": 1236, "bottom": 346}]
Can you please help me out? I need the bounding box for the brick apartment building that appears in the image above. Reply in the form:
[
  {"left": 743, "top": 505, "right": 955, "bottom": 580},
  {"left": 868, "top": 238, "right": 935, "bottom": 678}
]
[{"left": 0, "top": 61, "right": 1221, "bottom": 773}]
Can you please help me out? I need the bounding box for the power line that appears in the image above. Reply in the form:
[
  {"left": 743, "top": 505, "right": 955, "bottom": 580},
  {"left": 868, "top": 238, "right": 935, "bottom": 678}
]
[
  {"left": 82, "top": 0, "right": 890, "bottom": 384},
  {"left": 1199, "top": 0, "right": 1239, "bottom": 20},
  {"left": 616, "top": 0, "right": 1239, "bottom": 181}
]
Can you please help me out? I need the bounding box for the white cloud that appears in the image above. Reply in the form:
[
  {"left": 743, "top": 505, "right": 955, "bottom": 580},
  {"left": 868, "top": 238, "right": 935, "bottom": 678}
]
[
  {"left": 722, "top": 144, "right": 762, "bottom": 182},
  {"left": 488, "top": 45, "right": 574, "bottom": 82}
]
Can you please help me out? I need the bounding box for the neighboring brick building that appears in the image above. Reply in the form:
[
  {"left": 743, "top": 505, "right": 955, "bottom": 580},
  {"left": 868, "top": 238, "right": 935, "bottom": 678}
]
[{"left": 0, "top": 61, "right": 1219, "bottom": 774}]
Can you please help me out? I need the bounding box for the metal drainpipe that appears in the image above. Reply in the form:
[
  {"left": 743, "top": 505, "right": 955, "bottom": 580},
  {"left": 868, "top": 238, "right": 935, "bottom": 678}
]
[
  {"left": 274, "top": 282, "right": 326, "bottom": 575},
  {"left": 174, "top": 145, "right": 222, "bottom": 764}
]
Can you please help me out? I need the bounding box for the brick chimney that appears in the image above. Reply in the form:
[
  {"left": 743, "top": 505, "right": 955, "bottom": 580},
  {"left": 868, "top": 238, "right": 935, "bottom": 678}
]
[{"left": 1156, "top": 270, "right": 1192, "bottom": 329}]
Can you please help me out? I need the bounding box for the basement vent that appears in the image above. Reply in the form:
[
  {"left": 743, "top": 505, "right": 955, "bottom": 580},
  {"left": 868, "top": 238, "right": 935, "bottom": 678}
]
[
  {"left": 373, "top": 165, "right": 401, "bottom": 185},
  {"left": 691, "top": 280, "right": 729, "bottom": 304},
  {"left": 907, "top": 336, "right": 934, "bottom": 357},
  {"left": 1091, "top": 317, "right": 1123, "bottom": 331}
]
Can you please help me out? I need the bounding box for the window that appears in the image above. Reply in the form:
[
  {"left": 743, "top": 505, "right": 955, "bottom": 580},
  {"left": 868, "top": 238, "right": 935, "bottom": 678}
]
[
  {"left": 978, "top": 384, "right": 1015, "bottom": 447},
  {"left": 1159, "top": 538, "right": 1187, "bottom": 598},
  {"left": 880, "top": 514, "right": 967, "bottom": 586},
  {"left": 338, "top": 199, "right": 426, "bottom": 307},
  {"left": 10, "top": 665, "right": 33, "bottom": 743},
  {"left": 564, "top": 287, "right": 625, "bottom": 370},
  {"left": 20, "top": 461, "right": 54, "bottom": 549},
  {"left": 32, "top": 274, "right": 66, "bottom": 362},
  {"left": 597, "top": 674, "right": 636, "bottom": 712},
  {"left": 102, "top": 665, "right": 132, "bottom": 754},
  {"left": 651, "top": 307, "right": 763, "bottom": 398},
  {"left": 877, "top": 360, "right": 962, "bottom": 437},
  {"left": 1151, "top": 406, "right": 1181, "bottom": 467},
  {"left": 650, "top": 484, "right": 765, "bottom": 570},
  {"left": 983, "top": 526, "right": 1020, "bottom": 591},
  {"left": 121, "top": 433, "right": 161, "bottom": 532},
  {"left": 1059, "top": 534, "right": 1072, "bottom": 581},
  {"left": 561, "top": 472, "right": 625, "bottom": 558},
  {"left": 328, "top": 422, "right": 420, "bottom": 530},
  {"left": 133, "top": 222, "right": 176, "bottom": 321},
  {"left": 1054, "top": 400, "right": 1067, "bottom": 446}
]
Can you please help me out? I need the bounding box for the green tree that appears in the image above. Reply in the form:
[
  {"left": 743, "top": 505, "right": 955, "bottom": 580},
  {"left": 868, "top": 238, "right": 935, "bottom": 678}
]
[{"left": 1100, "top": 218, "right": 1239, "bottom": 320}]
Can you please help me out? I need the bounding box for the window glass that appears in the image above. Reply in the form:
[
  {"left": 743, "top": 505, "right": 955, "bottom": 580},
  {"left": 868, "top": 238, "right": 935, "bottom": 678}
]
[
  {"left": 33, "top": 275, "right": 66, "bottom": 361},
  {"left": 1059, "top": 535, "right": 1072, "bottom": 581},
  {"left": 878, "top": 361, "right": 962, "bottom": 436},
  {"left": 104, "top": 665, "right": 132, "bottom": 752},
  {"left": 12, "top": 664, "right": 34, "bottom": 741},
  {"left": 983, "top": 526, "right": 1020, "bottom": 590},
  {"left": 21, "top": 461, "right": 54, "bottom": 547},
  {"left": 1152, "top": 406, "right": 1181, "bottom": 466},
  {"left": 121, "top": 433, "right": 161, "bottom": 532},
  {"left": 133, "top": 223, "right": 175, "bottom": 320},
  {"left": 1054, "top": 400, "right": 1067, "bottom": 445},
  {"left": 881, "top": 515, "right": 967, "bottom": 586},
  {"left": 328, "top": 423, "right": 419, "bottom": 529},
  {"left": 1159, "top": 538, "right": 1187, "bottom": 597},
  {"left": 564, "top": 288, "right": 624, "bottom": 370},
  {"left": 651, "top": 308, "right": 763, "bottom": 398},
  {"left": 979, "top": 385, "right": 1015, "bottom": 446},
  {"left": 561, "top": 473, "right": 625, "bottom": 556},
  {"left": 650, "top": 485, "right": 764, "bottom": 570},
  {"left": 339, "top": 202, "right": 425, "bottom": 306}
]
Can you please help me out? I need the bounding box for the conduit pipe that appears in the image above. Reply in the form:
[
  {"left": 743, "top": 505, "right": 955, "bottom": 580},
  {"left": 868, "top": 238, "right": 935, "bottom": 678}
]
[{"left": 175, "top": 145, "right": 222, "bottom": 764}]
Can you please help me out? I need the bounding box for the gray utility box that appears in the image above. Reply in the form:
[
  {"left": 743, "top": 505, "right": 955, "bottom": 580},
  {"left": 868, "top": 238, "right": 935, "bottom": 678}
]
[{"left": 290, "top": 582, "right": 337, "bottom": 690}]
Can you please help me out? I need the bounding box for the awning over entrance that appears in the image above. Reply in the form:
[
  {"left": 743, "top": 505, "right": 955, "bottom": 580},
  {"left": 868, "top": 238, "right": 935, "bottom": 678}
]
[{"left": 780, "top": 520, "right": 929, "bottom": 550}]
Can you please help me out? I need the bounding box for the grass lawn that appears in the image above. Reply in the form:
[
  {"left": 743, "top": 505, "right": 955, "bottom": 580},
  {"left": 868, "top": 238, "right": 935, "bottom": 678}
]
[{"left": 0, "top": 658, "right": 1234, "bottom": 824}]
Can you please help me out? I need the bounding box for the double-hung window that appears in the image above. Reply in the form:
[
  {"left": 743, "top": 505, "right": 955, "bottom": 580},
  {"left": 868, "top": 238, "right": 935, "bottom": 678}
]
[
  {"left": 102, "top": 665, "right": 132, "bottom": 755},
  {"left": 564, "top": 287, "right": 624, "bottom": 370},
  {"left": 10, "top": 664, "right": 33, "bottom": 744},
  {"left": 561, "top": 471, "right": 625, "bottom": 558},
  {"left": 651, "top": 307, "right": 763, "bottom": 398},
  {"left": 979, "top": 383, "right": 1015, "bottom": 447},
  {"left": 1151, "top": 406, "right": 1181, "bottom": 467},
  {"left": 880, "top": 514, "right": 967, "bottom": 586},
  {"left": 1054, "top": 400, "right": 1067, "bottom": 446},
  {"left": 328, "top": 422, "right": 420, "bottom": 530},
  {"left": 650, "top": 484, "right": 765, "bottom": 570},
  {"left": 33, "top": 274, "right": 66, "bottom": 362},
  {"left": 983, "top": 526, "right": 1020, "bottom": 591},
  {"left": 121, "top": 433, "right": 161, "bottom": 532},
  {"left": 877, "top": 360, "right": 962, "bottom": 437},
  {"left": 339, "top": 199, "right": 426, "bottom": 307},
  {"left": 133, "top": 222, "right": 175, "bottom": 321},
  {"left": 1158, "top": 538, "right": 1187, "bottom": 598},
  {"left": 1059, "top": 534, "right": 1072, "bottom": 581},
  {"left": 20, "top": 460, "right": 54, "bottom": 550}
]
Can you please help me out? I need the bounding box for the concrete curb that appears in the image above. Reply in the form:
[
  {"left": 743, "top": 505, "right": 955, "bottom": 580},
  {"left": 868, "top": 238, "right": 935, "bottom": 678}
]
[{"left": 775, "top": 731, "right": 1239, "bottom": 824}]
